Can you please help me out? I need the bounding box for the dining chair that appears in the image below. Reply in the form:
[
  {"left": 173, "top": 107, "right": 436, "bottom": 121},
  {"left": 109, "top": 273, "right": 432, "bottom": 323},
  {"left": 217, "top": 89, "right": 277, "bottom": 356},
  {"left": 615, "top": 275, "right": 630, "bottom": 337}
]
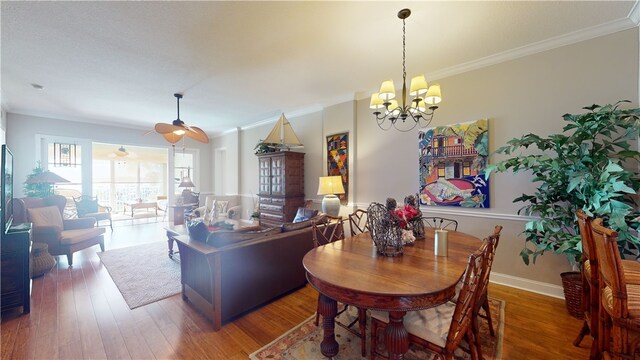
[
  {"left": 422, "top": 216, "right": 459, "bottom": 231},
  {"left": 591, "top": 218, "right": 640, "bottom": 360},
  {"left": 348, "top": 209, "right": 369, "bottom": 236},
  {"left": 471, "top": 225, "right": 502, "bottom": 359},
  {"left": 573, "top": 210, "right": 600, "bottom": 359},
  {"left": 311, "top": 216, "right": 368, "bottom": 357},
  {"left": 370, "top": 243, "right": 488, "bottom": 360}
]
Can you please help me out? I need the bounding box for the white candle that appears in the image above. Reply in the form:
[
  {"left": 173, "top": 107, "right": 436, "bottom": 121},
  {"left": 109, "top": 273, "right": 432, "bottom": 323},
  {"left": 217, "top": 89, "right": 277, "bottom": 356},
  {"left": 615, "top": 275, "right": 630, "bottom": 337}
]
[{"left": 435, "top": 229, "right": 448, "bottom": 257}]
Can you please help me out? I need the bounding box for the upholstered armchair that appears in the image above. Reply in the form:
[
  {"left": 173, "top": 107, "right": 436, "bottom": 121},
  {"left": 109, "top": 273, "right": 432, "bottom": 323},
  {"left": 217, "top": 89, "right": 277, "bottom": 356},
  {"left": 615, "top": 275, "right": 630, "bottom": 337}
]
[
  {"left": 12, "top": 195, "right": 105, "bottom": 266},
  {"left": 192, "top": 195, "right": 242, "bottom": 222}
]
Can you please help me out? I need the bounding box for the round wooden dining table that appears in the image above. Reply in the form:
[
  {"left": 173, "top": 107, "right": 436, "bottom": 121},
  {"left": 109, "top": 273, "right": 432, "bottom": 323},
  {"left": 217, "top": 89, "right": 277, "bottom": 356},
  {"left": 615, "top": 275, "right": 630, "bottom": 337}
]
[{"left": 303, "top": 228, "right": 482, "bottom": 359}]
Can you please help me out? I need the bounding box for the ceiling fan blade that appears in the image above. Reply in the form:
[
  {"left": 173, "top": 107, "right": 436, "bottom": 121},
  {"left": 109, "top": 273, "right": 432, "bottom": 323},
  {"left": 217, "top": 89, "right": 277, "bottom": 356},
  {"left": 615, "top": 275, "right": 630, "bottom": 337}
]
[
  {"left": 155, "top": 123, "right": 183, "bottom": 134},
  {"left": 163, "top": 132, "right": 184, "bottom": 144},
  {"left": 184, "top": 126, "right": 209, "bottom": 144}
]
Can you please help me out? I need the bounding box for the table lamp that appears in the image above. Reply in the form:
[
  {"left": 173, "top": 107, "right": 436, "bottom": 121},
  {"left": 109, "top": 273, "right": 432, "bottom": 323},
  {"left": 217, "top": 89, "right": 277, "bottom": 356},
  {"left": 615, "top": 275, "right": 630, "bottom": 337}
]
[{"left": 317, "top": 176, "right": 345, "bottom": 217}]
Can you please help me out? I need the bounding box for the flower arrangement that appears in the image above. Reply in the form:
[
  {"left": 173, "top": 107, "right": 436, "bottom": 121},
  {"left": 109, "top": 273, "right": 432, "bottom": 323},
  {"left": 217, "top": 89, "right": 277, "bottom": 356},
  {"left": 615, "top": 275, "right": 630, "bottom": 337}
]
[{"left": 393, "top": 205, "right": 419, "bottom": 229}]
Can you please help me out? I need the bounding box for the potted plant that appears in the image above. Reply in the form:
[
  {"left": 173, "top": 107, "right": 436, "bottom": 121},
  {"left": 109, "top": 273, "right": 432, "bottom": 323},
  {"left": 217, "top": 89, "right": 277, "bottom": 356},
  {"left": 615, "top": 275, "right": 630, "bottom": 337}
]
[{"left": 485, "top": 101, "right": 639, "bottom": 315}]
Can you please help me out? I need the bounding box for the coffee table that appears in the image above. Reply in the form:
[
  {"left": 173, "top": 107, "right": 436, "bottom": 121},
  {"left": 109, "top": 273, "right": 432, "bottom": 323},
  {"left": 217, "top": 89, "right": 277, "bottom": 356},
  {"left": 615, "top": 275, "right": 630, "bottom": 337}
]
[{"left": 125, "top": 201, "right": 158, "bottom": 217}]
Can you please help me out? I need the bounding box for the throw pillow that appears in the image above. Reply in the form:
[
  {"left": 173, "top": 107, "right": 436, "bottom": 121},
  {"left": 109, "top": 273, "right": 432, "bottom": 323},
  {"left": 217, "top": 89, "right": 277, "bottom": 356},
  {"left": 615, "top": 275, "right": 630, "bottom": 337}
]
[
  {"left": 207, "top": 227, "right": 281, "bottom": 248},
  {"left": 293, "top": 207, "right": 318, "bottom": 223},
  {"left": 216, "top": 200, "right": 229, "bottom": 217},
  {"left": 281, "top": 214, "right": 328, "bottom": 232},
  {"left": 28, "top": 206, "right": 64, "bottom": 230}
]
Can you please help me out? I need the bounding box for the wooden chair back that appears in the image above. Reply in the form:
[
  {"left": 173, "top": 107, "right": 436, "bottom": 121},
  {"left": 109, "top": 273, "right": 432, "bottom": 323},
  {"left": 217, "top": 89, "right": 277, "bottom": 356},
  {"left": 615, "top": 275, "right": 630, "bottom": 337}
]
[
  {"left": 444, "top": 246, "right": 486, "bottom": 354},
  {"left": 422, "top": 216, "right": 459, "bottom": 231},
  {"left": 591, "top": 218, "right": 627, "bottom": 318},
  {"left": 576, "top": 210, "right": 597, "bottom": 280},
  {"left": 312, "top": 215, "right": 345, "bottom": 247},
  {"left": 348, "top": 209, "right": 369, "bottom": 236},
  {"left": 477, "top": 226, "right": 502, "bottom": 303}
]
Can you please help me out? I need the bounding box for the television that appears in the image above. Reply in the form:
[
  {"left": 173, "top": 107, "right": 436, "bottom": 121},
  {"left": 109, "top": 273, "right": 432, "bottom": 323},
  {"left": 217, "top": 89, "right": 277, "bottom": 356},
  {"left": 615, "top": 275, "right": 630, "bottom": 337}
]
[{"left": 1, "top": 144, "right": 13, "bottom": 234}]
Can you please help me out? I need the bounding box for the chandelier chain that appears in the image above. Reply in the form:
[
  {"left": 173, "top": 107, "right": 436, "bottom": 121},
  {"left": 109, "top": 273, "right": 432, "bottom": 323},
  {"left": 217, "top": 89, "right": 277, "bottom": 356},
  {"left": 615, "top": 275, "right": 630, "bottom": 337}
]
[{"left": 402, "top": 18, "right": 406, "bottom": 87}]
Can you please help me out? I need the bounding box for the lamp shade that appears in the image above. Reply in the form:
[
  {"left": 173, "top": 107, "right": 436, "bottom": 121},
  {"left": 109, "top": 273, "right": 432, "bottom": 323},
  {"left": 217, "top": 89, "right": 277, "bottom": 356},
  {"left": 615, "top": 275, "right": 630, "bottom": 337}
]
[
  {"left": 25, "top": 171, "right": 70, "bottom": 184},
  {"left": 178, "top": 176, "right": 195, "bottom": 188},
  {"left": 369, "top": 93, "right": 385, "bottom": 109},
  {"left": 409, "top": 75, "right": 428, "bottom": 96},
  {"left": 424, "top": 84, "right": 442, "bottom": 105},
  {"left": 378, "top": 80, "right": 396, "bottom": 100},
  {"left": 317, "top": 176, "right": 345, "bottom": 196}
]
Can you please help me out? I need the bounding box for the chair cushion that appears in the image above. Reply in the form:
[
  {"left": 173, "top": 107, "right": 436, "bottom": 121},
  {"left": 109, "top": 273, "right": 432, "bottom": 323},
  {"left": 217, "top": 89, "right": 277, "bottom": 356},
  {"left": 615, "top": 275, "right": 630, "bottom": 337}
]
[
  {"left": 28, "top": 206, "right": 63, "bottom": 229},
  {"left": 622, "top": 260, "right": 640, "bottom": 285},
  {"left": 207, "top": 227, "right": 281, "bottom": 248},
  {"left": 371, "top": 301, "right": 456, "bottom": 348},
  {"left": 602, "top": 284, "right": 640, "bottom": 318},
  {"left": 293, "top": 207, "right": 318, "bottom": 223},
  {"left": 59, "top": 227, "right": 105, "bottom": 245}
]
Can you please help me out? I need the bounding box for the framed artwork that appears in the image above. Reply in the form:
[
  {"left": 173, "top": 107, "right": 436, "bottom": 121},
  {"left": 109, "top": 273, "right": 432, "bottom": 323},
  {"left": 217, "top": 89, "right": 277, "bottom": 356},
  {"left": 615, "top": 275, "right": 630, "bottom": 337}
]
[
  {"left": 326, "top": 132, "right": 348, "bottom": 204},
  {"left": 418, "top": 119, "right": 489, "bottom": 208}
]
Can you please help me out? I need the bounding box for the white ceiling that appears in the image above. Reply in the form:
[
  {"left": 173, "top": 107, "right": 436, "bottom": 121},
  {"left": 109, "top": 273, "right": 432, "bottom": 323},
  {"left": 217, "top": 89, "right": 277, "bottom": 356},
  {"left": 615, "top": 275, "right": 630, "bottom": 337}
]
[{"left": 2, "top": 1, "right": 638, "bottom": 136}]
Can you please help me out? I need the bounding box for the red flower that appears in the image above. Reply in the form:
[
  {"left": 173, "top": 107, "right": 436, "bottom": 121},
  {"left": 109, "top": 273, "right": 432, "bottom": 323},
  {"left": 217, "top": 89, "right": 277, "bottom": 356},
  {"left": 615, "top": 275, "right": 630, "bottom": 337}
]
[{"left": 393, "top": 205, "right": 419, "bottom": 229}]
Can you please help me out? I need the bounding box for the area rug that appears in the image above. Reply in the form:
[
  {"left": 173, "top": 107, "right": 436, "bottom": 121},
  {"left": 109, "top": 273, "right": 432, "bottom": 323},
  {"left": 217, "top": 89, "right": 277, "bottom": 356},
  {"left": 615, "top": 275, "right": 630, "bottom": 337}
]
[
  {"left": 250, "top": 298, "right": 505, "bottom": 360},
  {"left": 97, "top": 241, "right": 181, "bottom": 309}
]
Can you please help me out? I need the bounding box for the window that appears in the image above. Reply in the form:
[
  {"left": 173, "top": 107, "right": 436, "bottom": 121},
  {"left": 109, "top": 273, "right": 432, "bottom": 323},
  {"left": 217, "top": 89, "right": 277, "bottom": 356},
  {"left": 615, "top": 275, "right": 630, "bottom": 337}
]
[
  {"left": 92, "top": 143, "right": 168, "bottom": 213},
  {"left": 48, "top": 143, "right": 82, "bottom": 194},
  {"left": 463, "top": 161, "right": 471, "bottom": 176},
  {"left": 437, "top": 163, "right": 445, "bottom": 178}
]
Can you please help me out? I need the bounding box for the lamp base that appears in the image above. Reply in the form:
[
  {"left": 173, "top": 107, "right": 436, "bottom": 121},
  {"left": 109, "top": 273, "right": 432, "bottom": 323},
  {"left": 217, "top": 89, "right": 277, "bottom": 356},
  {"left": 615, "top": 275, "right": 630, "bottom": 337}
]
[{"left": 322, "top": 195, "right": 341, "bottom": 217}]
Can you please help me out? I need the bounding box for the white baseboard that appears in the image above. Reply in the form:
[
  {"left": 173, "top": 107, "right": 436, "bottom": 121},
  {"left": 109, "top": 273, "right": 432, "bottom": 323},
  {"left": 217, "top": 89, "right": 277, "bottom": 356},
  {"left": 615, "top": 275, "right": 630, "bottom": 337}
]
[{"left": 490, "top": 272, "right": 565, "bottom": 299}]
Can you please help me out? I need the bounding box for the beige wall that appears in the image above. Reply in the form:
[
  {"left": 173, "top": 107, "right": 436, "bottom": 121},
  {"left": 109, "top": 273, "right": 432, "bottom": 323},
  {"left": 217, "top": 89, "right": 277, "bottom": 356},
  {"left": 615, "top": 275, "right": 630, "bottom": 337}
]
[{"left": 221, "top": 27, "right": 639, "bottom": 294}]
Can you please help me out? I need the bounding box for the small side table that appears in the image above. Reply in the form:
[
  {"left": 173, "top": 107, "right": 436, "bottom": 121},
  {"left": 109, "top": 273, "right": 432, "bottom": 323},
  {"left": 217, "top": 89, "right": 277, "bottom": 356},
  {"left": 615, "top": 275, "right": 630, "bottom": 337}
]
[{"left": 168, "top": 203, "right": 197, "bottom": 225}]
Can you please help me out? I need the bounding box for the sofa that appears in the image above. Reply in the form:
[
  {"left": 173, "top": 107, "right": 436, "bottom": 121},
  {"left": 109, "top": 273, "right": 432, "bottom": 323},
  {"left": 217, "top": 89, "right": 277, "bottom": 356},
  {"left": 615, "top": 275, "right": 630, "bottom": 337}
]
[
  {"left": 12, "top": 195, "right": 105, "bottom": 266},
  {"left": 174, "top": 214, "right": 327, "bottom": 329},
  {"left": 192, "top": 195, "right": 242, "bottom": 222}
]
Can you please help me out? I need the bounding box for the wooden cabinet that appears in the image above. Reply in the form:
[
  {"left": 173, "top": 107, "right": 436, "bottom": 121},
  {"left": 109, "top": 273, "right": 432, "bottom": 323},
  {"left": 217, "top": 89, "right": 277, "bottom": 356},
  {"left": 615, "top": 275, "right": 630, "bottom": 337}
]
[
  {"left": 257, "top": 151, "right": 305, "bottom": 227},
  {"left": 1, "top": 223, "right": 32, "bottom": 314}
]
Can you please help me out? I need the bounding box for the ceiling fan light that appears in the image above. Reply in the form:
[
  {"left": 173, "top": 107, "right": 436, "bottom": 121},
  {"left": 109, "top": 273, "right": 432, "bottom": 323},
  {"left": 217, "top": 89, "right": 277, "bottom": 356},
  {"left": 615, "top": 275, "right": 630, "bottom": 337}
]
[
  {"left": 409, "top": 75, "right": 428, "bottom": 96},
  {"left": 173, "top": 129, "right": 186, "bottom": 136},
  {"left": 379, "top": 80, "right": 396, "bottom": 100},
  {"left": 424, "top": 84, "right": 442, "bottom": 105},
  {"left": 370, "top": 93, "right": 385, "bottom": 109}
]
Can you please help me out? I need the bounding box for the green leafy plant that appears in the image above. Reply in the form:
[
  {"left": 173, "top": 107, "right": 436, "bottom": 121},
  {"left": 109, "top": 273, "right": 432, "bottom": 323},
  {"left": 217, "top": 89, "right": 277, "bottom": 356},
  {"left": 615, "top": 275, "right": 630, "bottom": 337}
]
[
  {"left": 486, "top": 101, "right": 640, "bottom": 266},
  {"left": 254, "top": 140, "right": 276, "bottom": 155},
  {"left": 24, "top": 162, "right": 53, "bottom": 198}
]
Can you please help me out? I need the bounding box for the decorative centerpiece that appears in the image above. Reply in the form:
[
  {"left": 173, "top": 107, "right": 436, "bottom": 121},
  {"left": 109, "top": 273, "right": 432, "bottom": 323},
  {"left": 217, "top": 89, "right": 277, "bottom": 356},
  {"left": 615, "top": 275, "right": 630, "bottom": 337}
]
[
  {"left": 367, "top": 195, "right": 424, "bottom": 256},
  {"left": 396, "top": 194, "right": 424, "bottom": 241}
]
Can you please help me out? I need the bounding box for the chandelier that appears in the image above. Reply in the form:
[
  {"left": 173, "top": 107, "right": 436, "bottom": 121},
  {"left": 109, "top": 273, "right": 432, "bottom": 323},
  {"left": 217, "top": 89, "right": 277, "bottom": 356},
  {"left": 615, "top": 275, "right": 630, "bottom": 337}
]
[{"left": 370, "top": 9, "right": 442, "bottom": 132}]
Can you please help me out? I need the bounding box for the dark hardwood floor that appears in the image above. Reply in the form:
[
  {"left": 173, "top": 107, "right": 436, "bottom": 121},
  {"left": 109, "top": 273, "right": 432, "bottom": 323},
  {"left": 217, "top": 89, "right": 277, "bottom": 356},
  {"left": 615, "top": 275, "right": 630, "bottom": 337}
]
[{"left": 1, "top": 220, "right": 590, "bottom": 359}]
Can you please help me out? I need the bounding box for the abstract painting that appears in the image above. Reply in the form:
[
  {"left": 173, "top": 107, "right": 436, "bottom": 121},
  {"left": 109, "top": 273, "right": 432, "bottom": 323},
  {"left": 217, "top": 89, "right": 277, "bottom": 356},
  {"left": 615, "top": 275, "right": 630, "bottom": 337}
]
[
  {"left": 418, "top": 119, "right": 489, "bottom": 208},
  {"left": 327, "top": 132, "right": 348, "bottom": 204}
]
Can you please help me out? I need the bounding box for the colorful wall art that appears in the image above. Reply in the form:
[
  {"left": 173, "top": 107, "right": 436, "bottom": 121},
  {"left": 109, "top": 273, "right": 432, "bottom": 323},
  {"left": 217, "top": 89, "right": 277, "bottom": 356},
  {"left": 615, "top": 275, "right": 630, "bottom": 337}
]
[
  {"left": 326, "top": 132, "right": 348, "bottom": 204},
  {"left": 418, "top": 119, "right": 489, "bottom": 208}
]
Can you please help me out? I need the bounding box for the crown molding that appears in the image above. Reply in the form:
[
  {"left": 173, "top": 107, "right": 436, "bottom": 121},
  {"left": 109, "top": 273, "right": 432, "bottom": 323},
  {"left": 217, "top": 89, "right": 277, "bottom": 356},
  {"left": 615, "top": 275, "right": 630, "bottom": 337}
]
[
  {"left": 629, "top": 0, "right": 640, "bottom": 25},
  {"left": 429, "top": 17, "right": 637, "bottom": 81},
  {"left": 356, "top": 16, "right": 639, "bottom": 101}
]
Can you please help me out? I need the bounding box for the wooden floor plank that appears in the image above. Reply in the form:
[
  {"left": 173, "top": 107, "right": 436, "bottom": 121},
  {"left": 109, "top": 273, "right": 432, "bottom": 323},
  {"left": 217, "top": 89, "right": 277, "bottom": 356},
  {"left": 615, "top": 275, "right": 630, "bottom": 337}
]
[{"left": 1, "top": 221, "right": 590, "bottom": 359}]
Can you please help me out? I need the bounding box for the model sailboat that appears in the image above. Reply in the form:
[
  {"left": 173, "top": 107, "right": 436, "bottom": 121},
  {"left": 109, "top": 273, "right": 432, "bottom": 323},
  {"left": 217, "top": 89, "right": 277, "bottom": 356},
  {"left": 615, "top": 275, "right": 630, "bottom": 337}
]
[{"left": 261, "top": 113, "right": 304, "bottom": 150}]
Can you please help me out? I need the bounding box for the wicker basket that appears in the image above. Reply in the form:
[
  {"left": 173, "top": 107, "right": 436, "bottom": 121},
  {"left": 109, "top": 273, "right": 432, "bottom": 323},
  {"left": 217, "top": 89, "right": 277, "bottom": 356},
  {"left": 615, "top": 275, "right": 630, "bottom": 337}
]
[
  {"left": 30, "top": 242, "right": 56, "bottom": 278},
  {"left": 561, "top": 271, "right": 584, "bottom": 319}
]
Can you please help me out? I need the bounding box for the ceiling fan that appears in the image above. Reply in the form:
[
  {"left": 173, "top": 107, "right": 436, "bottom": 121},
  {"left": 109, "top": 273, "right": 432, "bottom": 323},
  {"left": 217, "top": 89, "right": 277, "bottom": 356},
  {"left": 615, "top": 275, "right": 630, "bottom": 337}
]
[{"left": 153, "top": 93, "right": 209, "bottom": 144}]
